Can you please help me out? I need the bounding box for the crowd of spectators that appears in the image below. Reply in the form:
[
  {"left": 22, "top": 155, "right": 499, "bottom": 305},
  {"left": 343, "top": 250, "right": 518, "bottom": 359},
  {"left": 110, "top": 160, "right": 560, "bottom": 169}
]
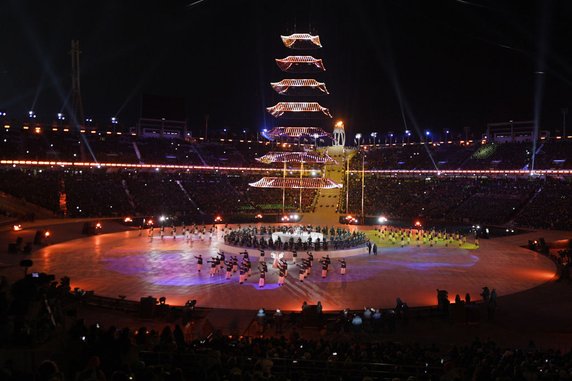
[
  {"left": 1, "top": 130, "right": 572, "bottom": 229},
  {"left": 0, "top": 169, "right": 319, "bottom": 221},
  {"left": 515, "top": 178, "right": 572, "bottom": 230},
  {"left": 1, "top": 272, "right": 572, "bottom": 381},
  {"left": 343, "top": 175, "right": 572, "bottom": 229},
  {"left": 1, "top": 166, "right": 571, "bottom": 229}
]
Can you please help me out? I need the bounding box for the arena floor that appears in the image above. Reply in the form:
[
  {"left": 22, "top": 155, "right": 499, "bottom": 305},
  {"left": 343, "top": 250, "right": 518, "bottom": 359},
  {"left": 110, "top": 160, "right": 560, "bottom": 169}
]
[{"left": 25, "top": 225, "right": 557, "bottom": 311}]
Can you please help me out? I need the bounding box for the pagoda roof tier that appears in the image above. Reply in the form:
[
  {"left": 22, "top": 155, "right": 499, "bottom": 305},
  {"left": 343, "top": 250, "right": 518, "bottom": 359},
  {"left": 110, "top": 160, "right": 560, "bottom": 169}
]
[
  {"left": 263, "top": 126, "right": 331, "bottom": 140},
  {"left": 249, "top": 177, "right": 342, "bottom": 189},
  {"left": 256, "top": 151, "right": 337, "bottom": 164},
  {"left": 271, "top": 79, "right": 329, "bottom": 96},
  {"left": 267, "top": 102, "right": 332, "bottom": 118},
  {"left": 276, "top": 56, "right": 326, "bottom": 73},
  {"left": 281, "top": 33, "right": 322, "bottom": 49}
]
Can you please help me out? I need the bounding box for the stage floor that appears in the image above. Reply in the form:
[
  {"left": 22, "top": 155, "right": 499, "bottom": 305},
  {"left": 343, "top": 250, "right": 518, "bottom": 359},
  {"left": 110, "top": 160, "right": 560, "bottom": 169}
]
[{"left": 29, "top": 228, "right": 556, "bottom": 311}]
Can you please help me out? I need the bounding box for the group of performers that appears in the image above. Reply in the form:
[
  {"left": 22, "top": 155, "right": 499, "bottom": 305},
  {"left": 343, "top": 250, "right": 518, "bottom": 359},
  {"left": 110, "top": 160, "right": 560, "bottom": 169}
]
[
  {"left": 223, "top": 225, "right": 367, "bottom": 251},
  {"left": 374, "top": 226, "right": 478, "bottom": 247},
  {"left": 193, "top": 250, "right": 348, "bottom": 287},
  {"left": 141, "top": 224, "right": 218, "bottom": 243}
]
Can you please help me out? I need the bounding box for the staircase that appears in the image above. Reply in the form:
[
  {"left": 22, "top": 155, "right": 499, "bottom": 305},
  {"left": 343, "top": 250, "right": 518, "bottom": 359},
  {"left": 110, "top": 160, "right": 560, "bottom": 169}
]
[{"left": 303, "top": 146, "right": 354, "bottom": 225}]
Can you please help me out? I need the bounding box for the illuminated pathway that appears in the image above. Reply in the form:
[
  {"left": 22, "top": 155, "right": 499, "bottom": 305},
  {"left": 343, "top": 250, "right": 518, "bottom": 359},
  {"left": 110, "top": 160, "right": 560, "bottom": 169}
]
[{"left": 30, "top": 227, "right": 556, "bottom": 311}]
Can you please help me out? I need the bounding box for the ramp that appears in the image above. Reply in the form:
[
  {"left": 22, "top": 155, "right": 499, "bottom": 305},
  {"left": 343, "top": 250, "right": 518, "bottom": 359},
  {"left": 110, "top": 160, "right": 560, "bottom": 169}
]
[{"left": 302, "top": 146, "right": 354, "bottom": 225}]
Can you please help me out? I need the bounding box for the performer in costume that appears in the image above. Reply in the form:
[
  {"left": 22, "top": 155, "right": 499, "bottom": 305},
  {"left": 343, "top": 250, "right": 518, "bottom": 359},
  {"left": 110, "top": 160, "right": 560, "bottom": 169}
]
[
  {"left": 258, "top": 264, "right": 266, "bottom": 287},
  {"left": 338, "top": 258, "right": 347, "bottom": 275},
  {"left": 194, "top": 254, "right": 203, "bottom": 272},
  {"left": 224, "top": 260, "right": 233, "bottom": 280}
]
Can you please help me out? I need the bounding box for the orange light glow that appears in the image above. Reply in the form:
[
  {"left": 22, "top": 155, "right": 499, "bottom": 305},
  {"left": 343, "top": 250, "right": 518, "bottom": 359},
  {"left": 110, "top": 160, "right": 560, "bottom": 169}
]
[
  {"left": 13, "top": 224, "right": 22, "bottom": 231},
  {"left": 44, "top": 231, "right": 51, "bottom": 237},
  {"left": 214, "top": 216, "right": 223, "bottom": 222},
  {"left": 124, "top": 217, "right": 133, "bottom": 223},
  {"left": 95, "top": 222, "right": 102, "bottom": 229}
]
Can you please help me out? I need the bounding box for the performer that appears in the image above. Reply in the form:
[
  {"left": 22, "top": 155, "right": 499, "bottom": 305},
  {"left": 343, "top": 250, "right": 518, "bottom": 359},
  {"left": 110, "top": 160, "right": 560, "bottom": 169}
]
[
  {"left": 307, "top": 252, "right": 314, "bottom": 274},
  {"left": 280, "top": 259, "right": 288, "bottom": 278},
  {"left": 278, "top": 267, "right": 285, "bottom": 286},
  {"left": 218, "top": 251, "right": 226, "bottom": 271},
  {"left": 239, "top": 263, "right": 247, "bottom": 285},
  {"left": 320, "top": 259, "right": 329, "bottom": 279},
  {"left": 172, "top": 225, "right": 177, "bottom": 240},
  {"left": 147, "top": 226, "right": 154, "bottom": 239},
  {"left": 232, "top": 256, "right": 238, "bottom": 272},
  {"left": 258, "top": 264, "right": 266, "bottom": 287},
  {"left": 302, "top": 258, "right": 311, "bottom": 277},
  {"left": 213, "top": 255, "right": 221, "bottom": 274},
  {"left": 244, "top": 256, "right": 252, "bottom": 277},
  {"left": 160, "top": 226, "right": 165, "bottom": 240},
  {"left": 296, "top": 262, "right": 306, "bottom": 282},
  {"left": 292, "top": 250, "right": 298, "bottom": 263},
  {"left": 224, "top": 260, "right": 233, "bottom": 280},
  {"left": 338, "top": 258, "right": 347, "bottom": 275},
  {"left": 194, "top": 254, "right": 203, "bottom": 272},
  {"left": 207, "top": 258, "right": 217, "bottom": 277}
]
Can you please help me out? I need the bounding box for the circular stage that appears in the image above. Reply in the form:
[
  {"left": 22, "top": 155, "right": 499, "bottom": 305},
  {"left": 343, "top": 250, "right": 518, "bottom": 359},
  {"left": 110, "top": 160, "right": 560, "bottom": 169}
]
[{"left": 31, "top": 227, "right": 556, "bottom": 311}]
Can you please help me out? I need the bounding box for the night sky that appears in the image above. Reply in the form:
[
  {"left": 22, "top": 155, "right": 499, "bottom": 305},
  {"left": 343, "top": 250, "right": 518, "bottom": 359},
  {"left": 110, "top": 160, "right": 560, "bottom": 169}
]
[{"left": 1, "top": 0, "right": 572, "bottom": 140}]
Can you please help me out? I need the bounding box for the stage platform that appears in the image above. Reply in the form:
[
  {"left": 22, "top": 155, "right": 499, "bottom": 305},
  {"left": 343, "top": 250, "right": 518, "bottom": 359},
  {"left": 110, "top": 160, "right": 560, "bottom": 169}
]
[{"left": 24, "top": 227, "right": 556, "bottom": 311}]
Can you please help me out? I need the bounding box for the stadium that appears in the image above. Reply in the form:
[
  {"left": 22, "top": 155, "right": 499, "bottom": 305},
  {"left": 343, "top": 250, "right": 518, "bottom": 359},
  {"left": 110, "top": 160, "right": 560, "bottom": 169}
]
[{"left": 1, "top": 1, "right": 571, "bottom": 380}]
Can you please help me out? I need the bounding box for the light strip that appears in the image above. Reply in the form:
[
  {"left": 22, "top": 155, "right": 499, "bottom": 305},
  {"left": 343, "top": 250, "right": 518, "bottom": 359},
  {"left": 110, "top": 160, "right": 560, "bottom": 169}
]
[{"left": 1, "top": 161, "right": 571, "bottom": 176}]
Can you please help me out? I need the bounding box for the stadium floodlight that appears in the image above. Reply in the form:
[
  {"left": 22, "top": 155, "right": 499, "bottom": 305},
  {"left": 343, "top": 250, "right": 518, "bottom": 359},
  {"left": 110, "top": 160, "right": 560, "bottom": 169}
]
[
  {"left": 111, "top": 117, "right": 118, "bottom": 124},
  {"left": 378, "top": 216, "right": 388, "bottom": 224}
]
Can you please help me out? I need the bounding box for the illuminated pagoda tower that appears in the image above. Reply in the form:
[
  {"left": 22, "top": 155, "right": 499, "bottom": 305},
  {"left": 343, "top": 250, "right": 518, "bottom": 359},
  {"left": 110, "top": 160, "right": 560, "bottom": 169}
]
[{"left": 251, "top": 33, "right": 341, "bottom": 216}]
